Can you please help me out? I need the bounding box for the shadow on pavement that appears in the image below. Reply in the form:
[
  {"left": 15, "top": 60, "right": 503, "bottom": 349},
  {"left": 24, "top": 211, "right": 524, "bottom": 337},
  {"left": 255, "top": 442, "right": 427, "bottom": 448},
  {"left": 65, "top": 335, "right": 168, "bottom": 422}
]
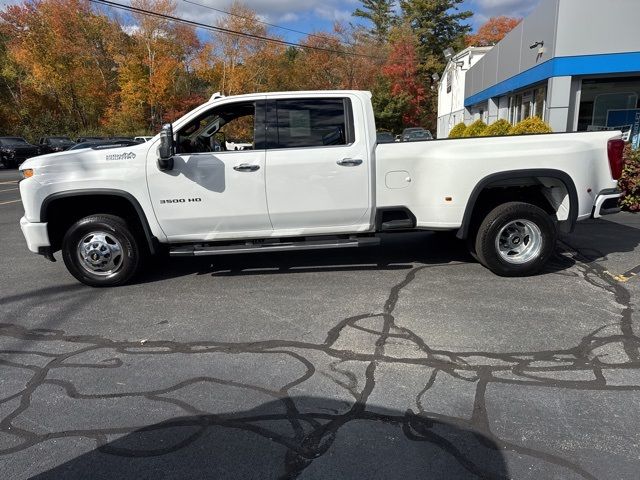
[
  {"left": 561, "top": 215, "right": 640, "bottom": 262},
  {"left": 136, "top": 229, "right": 578, "bottom": 284},
  {"left": 29, "top": 396, "right": 510, "bottom": 479}
]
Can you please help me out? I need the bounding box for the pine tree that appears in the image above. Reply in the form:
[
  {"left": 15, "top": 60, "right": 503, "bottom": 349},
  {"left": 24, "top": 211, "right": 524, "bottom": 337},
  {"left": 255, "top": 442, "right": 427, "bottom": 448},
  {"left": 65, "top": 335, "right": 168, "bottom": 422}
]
[
  {"left": 353, "top": 0, "right": 397, "bottom": 42},
  {"left": 399, "top": 0, "right": 472, "bottom": 72}
]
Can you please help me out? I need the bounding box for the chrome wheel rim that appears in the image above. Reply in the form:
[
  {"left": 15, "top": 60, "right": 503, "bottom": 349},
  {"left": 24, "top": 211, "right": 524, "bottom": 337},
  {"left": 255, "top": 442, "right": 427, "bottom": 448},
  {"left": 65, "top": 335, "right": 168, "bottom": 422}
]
[
  {"left": 495, "top": 219, "right": 542, "bottom": 265},
  {"left": 76, "top": 231, "right": 124, "bottom": 276}
]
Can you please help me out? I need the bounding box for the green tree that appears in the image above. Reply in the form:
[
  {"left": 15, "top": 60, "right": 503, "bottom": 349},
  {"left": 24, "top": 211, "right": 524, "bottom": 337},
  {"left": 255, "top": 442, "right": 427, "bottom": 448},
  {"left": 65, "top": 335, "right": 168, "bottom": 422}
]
[
  {"left": 353, "top": 0, "right": 397, "bottom": 42},
  {"left": 371, "top": 75, "right": 411, "bottom": 133},
  {"left": 399, "top": 0, "right": 472, "bottom": 73}
]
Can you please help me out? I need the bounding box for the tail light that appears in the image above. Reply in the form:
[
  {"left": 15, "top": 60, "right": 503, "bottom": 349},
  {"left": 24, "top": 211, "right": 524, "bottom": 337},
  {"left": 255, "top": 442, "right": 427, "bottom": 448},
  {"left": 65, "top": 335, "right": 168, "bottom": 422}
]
[{"left": 607, "top": 139, "right": 625, "bottom": 180}]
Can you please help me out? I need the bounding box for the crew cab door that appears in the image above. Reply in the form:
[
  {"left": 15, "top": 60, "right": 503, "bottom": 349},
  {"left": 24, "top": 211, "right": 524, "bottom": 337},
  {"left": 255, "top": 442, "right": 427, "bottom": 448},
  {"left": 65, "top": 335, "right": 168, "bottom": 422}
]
[
  {"left": 148, "top": 99, "right": 272, "bottom": 241},
  {"left": 265, "top": 96, "right": 371, "bottom": 232}
]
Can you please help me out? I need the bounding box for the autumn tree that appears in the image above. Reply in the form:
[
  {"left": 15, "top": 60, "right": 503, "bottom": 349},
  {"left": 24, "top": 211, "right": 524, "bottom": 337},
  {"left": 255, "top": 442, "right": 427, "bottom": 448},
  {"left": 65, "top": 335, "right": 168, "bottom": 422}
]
[
  {"left": 106, "top": 0, "right": 201, "bottom": 133},
  {"left": 353, "top": 0, "right": 397, "bottom": 42},
  {"left": 466, "top": 16, "right": 521, "bottom": 47},
  {"left": 206, "top": 1, "right": 285, "bottom": 96},
  {"left": 0, "top": 0, "right": 121, "bottom": 136},
  {"left": 381, "top": 26, "right": 426, "bottom": 127}
]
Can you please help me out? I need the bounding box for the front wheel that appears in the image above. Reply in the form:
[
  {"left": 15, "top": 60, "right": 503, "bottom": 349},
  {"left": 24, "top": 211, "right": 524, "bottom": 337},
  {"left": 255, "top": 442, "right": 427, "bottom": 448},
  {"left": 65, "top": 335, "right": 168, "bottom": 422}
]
[
  {"left": 474, "top": 202, "right": 557, "bottom": 277},
  {"left": 62, "top": 214, "right": 141, "bottom": 287}
]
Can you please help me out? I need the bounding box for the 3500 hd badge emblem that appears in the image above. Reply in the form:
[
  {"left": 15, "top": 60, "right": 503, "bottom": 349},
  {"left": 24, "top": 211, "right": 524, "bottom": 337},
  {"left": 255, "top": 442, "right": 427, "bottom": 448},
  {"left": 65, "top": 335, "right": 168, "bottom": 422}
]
[{"left": 160, "top": 198, "right": 202, "bottom": 204}]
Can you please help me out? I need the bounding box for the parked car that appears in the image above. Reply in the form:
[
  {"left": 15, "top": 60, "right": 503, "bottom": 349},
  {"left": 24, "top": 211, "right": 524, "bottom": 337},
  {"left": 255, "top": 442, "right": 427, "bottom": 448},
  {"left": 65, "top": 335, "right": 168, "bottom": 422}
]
[
  {"left": 75, "top": 136, "right": 106, "bottom": 143},
  {"left": 67, "top": 140, "right": 140, "bottom": 151},
  {"left": 401, "top": 127, "right": 433, "bottom": 142},
  {"left": 38, "top": 136, "right": 76, "bottom": 154},
  {"left": 18, "top": 90, "right": 624, "bottom": 286},
  {"left": 376, "top": 131, "right": 395, "bottom": 144},
  {"left": 0, "top": 137, "right": 40, "bottom": 168},
  {"left": 134, "top": 136, "right": 153, "bottom": 143}
]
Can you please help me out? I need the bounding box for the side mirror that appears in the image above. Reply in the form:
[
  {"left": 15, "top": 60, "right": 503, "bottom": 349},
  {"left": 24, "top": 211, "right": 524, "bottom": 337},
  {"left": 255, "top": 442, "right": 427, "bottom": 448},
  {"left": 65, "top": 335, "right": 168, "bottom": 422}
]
[{"left": 157, "top": 123, "right": 175, "bottom": 171}]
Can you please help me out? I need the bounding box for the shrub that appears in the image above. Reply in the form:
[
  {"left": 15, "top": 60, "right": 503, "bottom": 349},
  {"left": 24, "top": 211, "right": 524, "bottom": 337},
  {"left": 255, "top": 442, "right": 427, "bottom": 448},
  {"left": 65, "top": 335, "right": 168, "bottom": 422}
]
[
  {"left": 509, "top": 116, "right": 553, "bottom": 135},
  {"left": 448, "top": 122, "right": 468, "bottom": 138},
  {"left": 463, "top": 120, "right": 487, "bottom": 137},
  {"left": 482, "top": 119, "right": 512, "bottom": 137},
  {"left": 620, "top": 145, "right": 640, "bottom": 212}
]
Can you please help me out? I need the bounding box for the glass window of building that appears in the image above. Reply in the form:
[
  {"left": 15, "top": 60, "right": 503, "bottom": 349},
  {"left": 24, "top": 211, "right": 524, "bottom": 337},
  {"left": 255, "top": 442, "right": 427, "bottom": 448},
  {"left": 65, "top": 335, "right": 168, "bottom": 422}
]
[{"left": 577, "top": 77, "right": 640, "bottom": 131}]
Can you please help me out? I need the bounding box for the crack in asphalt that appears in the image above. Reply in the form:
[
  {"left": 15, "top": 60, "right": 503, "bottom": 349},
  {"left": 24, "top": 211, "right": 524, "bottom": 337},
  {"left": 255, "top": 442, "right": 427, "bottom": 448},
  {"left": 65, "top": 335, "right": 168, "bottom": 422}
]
[{"left": 0, "top": 245, "right": 637, "bottom": 479}]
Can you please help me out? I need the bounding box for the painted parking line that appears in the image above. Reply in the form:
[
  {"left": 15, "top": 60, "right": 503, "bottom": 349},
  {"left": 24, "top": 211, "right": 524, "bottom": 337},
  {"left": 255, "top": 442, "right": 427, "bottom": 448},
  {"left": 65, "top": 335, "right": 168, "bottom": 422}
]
[
  {"left": 0, "top": 187, "right": 19, "bottom": 193},
  {"left": 0, "top": 180, "right": 18, "bottom": 185},
  {"left": 604, "top": 266, "right": 640, "bottom": 283},
  {"left": 0, "top": 199, "right": 21, "bottom": 206}
]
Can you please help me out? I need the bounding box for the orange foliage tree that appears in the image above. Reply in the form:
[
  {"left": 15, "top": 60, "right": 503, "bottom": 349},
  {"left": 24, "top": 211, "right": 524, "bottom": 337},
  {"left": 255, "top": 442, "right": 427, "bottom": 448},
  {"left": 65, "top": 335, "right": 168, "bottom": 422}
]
[
  {"left": 466, "top": 16, "right": 521, "bottom": 47},
  {"left": 0, "top": 0, "right": 473, "bottom": 139},
  {"left": 382, "top": 27, "right": 426, "bottom": 126},
  {"left": 0, "top": 0, "right": 121, "bottom": 135},
  {"left": 105, "top": 0, "right": 202, "bottom": 133}
]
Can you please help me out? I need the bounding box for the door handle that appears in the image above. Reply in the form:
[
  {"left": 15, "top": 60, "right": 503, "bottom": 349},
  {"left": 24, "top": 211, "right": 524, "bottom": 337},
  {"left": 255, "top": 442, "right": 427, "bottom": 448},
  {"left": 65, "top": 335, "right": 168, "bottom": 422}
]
[
  {"left": 233, "top": 163, "right": 260, "bottom": 172},
  {"left": 337, "top": 158, "right": 363, "bottom": 167}
]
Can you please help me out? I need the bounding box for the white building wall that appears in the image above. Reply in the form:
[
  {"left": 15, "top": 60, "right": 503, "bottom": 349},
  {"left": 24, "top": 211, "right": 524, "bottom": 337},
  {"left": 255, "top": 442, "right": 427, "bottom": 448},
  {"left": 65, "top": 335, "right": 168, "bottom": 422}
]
[{"left": 436, "top": 47, "right": 492, "bottom": 138}]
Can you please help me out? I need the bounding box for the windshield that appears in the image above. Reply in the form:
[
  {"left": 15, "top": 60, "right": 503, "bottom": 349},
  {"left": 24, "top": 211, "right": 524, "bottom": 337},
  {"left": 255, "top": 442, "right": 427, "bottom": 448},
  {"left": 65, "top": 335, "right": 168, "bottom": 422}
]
[
  {"left": 377, "top": 133, "right": 394, "bottom": 143},
  {"left": 49, "top": 137, "right": 73, "bottom": 144},
  {"left": 410, "top": 131, "right": 429, "bottom": 139},
  {"left": 0, "top": 137, "right": 29, "bottom": 146}
]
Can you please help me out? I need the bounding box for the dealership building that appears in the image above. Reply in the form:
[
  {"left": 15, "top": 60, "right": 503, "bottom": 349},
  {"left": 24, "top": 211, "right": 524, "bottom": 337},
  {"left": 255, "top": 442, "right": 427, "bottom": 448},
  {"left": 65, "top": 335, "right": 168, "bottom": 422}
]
[{"left": 437, "top": 0, "right": 640, "bottom": 143}]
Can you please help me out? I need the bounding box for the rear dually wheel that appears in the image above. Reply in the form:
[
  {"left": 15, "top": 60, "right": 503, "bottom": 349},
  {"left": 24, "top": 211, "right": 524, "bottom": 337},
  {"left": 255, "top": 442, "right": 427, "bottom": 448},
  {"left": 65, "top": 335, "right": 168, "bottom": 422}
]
[{"left": 474, "top": 202, "right": 557, "bottom": 277}]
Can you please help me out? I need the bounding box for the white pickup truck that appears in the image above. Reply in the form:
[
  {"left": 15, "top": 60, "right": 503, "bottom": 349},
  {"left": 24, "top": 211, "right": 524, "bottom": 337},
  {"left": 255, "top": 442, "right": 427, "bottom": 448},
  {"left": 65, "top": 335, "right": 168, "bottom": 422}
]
[{"left": 18, "top": 90, "right": 624, "bottom": 287}]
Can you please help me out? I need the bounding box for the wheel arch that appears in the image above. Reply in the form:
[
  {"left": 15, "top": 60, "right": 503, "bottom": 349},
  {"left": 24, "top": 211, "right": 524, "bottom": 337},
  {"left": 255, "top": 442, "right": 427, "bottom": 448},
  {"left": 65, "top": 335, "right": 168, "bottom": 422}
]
[
  {"left": 456, "top": 169, "right": 579, "bottom": 240},
  {"left": 40, "top": 189, "right": 157, "bottom": 254}
]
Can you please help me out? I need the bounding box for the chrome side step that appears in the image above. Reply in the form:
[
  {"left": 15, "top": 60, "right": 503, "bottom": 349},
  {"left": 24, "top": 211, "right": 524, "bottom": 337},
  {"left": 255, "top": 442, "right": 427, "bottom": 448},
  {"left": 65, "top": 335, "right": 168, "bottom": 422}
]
[{"left": 169, "top": 237, "right": 381, "bottom": 257}]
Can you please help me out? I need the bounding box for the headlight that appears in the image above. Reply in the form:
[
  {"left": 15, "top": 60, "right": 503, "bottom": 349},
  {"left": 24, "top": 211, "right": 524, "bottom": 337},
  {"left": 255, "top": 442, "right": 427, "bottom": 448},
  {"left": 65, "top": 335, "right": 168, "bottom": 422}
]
[{"left": 21, "top": 168, "right": 34, "bottom": 179}]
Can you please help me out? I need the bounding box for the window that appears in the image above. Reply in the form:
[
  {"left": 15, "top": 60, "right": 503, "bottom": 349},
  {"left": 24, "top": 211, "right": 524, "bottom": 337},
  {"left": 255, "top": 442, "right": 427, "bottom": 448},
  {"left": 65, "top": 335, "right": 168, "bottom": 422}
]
[
  {"left": 272, "top": 98, "right": 353, "bottom": 149},
  {"left": 577, "top": 77, "right": 640, "bottom": 131},
  {"left": 512, "top": 94, "right": 523, "bottom": 124},
  {"left": 534, "top": 87, "right": 546, "bottom": 119},
  {"left": 508, "top": 86, "right": 547, "bottom": 124},
  {"left": 508, "top": 96, "right": 515, "bottom": 124},
  {"left": 521, "top": 91, "right": 532, "bottom": 120},
  {"left": 176, "top": 101, "right": 259, "bottom": 154},
  {"left": 446, "top": 71, "right": 452, "bottom": 94}
]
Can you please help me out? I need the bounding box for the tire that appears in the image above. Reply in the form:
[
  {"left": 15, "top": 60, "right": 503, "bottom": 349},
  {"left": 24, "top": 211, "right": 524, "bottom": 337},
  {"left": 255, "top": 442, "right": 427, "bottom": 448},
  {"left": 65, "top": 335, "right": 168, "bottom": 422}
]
[
  {"left": 474, "top": 202, "right": 557, "bottom": 277},
  {"left": 62, "top": 214, "right": 141, "bottom": 287}
]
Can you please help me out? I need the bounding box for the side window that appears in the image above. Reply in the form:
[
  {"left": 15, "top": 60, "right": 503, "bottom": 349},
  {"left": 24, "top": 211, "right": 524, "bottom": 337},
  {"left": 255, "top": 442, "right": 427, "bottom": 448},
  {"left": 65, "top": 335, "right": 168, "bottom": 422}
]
[
  {"left": 176, "top": 101, "right": 261, "bottom": 154},
  {"left": 272, "top": 98, "right": 354, "bottom": 149}
]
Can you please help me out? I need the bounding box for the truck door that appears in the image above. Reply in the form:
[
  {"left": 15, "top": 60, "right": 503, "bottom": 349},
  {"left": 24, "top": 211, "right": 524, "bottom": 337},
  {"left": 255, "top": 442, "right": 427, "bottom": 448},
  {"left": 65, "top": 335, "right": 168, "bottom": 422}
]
[
  {"left": 264, "top": 96, "right": 371, "bottom": 231},
  {"left": 147, "top": 99, "right": 272, "bottom": 242}
]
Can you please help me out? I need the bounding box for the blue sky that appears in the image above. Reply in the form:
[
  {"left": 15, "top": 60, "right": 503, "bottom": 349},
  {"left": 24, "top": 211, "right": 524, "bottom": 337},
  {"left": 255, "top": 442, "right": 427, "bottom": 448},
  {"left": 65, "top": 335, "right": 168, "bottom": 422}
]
[{"left": 0, "top": 0, "right": 542, "bottom": 40}]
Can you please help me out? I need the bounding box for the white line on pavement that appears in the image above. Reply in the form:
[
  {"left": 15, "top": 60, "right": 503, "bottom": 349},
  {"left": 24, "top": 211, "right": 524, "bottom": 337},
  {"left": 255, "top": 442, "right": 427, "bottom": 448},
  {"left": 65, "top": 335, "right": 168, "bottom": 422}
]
[
  {"left": 0, "top": 199, "right": 21, "bottom": 206},
  {"left": 0, "top": 187, "right": 19, "bottom": 193},
  {"left": 0, "top": 181, "right": 18, "bottom": 185}
]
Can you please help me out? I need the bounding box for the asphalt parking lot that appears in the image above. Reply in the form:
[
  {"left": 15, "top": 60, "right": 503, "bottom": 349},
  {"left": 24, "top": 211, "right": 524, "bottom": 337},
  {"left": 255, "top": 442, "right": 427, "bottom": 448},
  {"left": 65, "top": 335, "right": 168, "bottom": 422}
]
[{"left": 1, "top": 167, "right": 639, "bottom": 479}]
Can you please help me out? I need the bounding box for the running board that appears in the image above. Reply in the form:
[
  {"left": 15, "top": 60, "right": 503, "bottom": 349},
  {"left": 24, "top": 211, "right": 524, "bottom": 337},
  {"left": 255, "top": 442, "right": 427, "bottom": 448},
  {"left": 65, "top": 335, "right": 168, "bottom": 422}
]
[{"left": 169, "top": 237, "right": 381, "bottom": 257}]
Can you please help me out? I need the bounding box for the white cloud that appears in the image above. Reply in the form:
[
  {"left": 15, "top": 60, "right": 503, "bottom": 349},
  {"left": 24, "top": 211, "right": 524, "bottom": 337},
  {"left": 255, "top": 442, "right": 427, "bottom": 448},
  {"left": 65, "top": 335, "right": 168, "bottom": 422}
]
[
  {"left": 176, "top": 0, "right": 357, "bottom": 28},
  {"left": 466, "top": 0, "right": 541, "bottom": 20},
  {"left": 0, "top": 0, "right": 356, "bottom": 29},
  {"left": 277, "top": 12, "right": 299, "bottom": 23}
]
